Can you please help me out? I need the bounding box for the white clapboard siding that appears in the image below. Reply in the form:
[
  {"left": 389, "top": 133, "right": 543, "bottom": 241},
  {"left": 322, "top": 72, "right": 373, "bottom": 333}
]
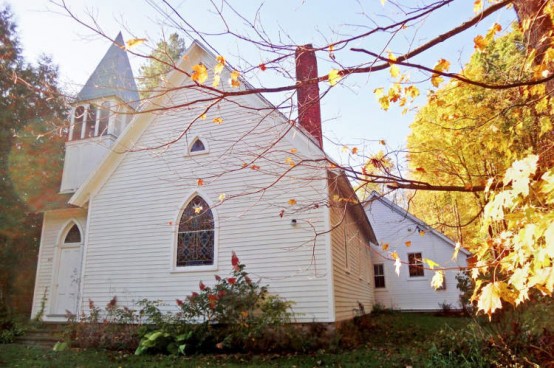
[
  {"left": 329, "top": 191, "right": 375, "bottom": 321},
  {"left": 366, "top": 196, "right": 468, "bottom": 311},
  {"left": 77, "top": 66, "right": 334, "bottom": 322},
  {"left": 31, "top": 209, "right": 87, "bottom": 320}
]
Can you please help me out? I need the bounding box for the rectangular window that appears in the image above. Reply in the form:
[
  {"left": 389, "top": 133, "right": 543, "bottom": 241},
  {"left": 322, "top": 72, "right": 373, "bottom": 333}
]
[
  {"left": 374, "top": 264, "right": 385, "bottom": 288},
  {"left": 408, "top": 252, "right": 424, "bottom": 277}
]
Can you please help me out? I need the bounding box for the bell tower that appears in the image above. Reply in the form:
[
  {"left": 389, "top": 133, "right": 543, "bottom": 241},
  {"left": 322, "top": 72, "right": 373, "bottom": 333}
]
[{"left": 60, "top": 33, "right": 139, "bottom": 193}]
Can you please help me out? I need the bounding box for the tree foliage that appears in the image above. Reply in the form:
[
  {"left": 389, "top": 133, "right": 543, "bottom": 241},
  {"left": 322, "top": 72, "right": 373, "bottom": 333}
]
[
  {"left": 137, "top": 33, "right": 186, "bottom": 99},
  {"left": 0, "top": 6, "right": 65, "bottom": 314}
]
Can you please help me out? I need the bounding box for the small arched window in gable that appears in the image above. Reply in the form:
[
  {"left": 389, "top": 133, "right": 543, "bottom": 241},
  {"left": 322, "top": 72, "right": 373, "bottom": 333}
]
[
  {"left": 190, "top": 138, "right": 206, "bottom": 153},
  {"left": 177, "top": 196, "right": 214, "bottom": 267},
  {"left": 64, "top": 224, "right": 82, "bottom": 244}
]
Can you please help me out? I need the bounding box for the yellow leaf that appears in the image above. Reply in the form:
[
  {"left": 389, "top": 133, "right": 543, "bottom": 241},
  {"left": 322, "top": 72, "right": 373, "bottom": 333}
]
[
  {"left": 290, "top": 148, "right": 298, "bottom": 154},
  {"left": 419, "top": 230, "right": 425, "bottom": 236},
  {"left": 230, "top": 70, "right": 240, "bottom": 88},
  {"left": 473, "top": 0, "right": 483, "bottom": 13},
  {"left": 328, "top": 69, "right": 341, "bottom": 86},
  {"left": 477, "top": 282, "right": 503, "bottom": 319},
  {"left": 431, "top": 74, "right": 443, "bottom": 88},
  {"left": 285, "top": 157, "right": 296, "bottom": 167},
  {"left": 197, "top": 178, "right": 204, "bottom": 186},
  {"left": 389, "top": 64, "right": 400, "bottom": 78},
  {"left": 288, "top": 199, "right": 297, "bottom": 206},
  {"left": 200, "top": 113, "right": 207, "bottom": 120},
  {"left": 424, "top": 258, "right": 439, "bottom": 269},
  {"left": 373, "top": 87, "right": 384, "bottom": 97},
  {"left": 125, "top": 38, "right": 147, "bottom": 49},
  {"left": 381, "top": 243, "right": 389, "bottom": 251},
  {"left": 192, "top": 64, "right": 208, "bottom": 84},
  {"left": 212, "top": 117, "right": 223, "bottom": 125},
  {"left": 434, "top": 58, "right": 450, "bottom": 73},
  {"left": 218, "top": 193, "right": 226, "bottom": 201},
  {"left": 212, "top": 74, "right": 221, "bottom": 88},
  {"left": 328, "top": 44, "right": 335, "bottom": 52},
  {"left": 431, "top": 271, "right": 445, "bottom": 290},
  {"left": 216, "top": 55, "right": 225, "bottom": 67}
]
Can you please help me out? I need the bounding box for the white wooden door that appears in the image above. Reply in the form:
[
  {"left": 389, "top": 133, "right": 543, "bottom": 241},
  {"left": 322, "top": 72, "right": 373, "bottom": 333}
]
[{"left": 53, "top": 247, "right": 82, "bottom": 315}]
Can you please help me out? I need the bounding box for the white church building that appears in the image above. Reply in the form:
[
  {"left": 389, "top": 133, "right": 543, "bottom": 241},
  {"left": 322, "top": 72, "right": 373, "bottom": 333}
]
[{"left": 31, "top": 34, "right": 467, "bottom": 323}]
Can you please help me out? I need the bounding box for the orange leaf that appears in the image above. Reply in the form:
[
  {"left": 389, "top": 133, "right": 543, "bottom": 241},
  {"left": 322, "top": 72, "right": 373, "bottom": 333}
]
[
  {"left": 192, "top": 63, "right": 208, "bottom": 84},
  {"left": 405, "top": 241, "right": 412, "bottom": 247},
  {"left": 351, "top": 147, "right": 359, "bottom": 155},
  {"left": 288, "top": 199, "right": 297, "bottom": 206},
  {"left": 290, "top": 148, "right": 298, "bottom": 154},
  {"left": 212, "top": 117, "right": 223, "bottom": 125},
  {"left": 230, "top": 70, "right": 240, "bottom": 88},
  {"left": 474, "top": 35, "right": 488, "bottom": 51},
  {"left": 381, "top": 243, "right": 389, "bottom": 251},
  {"left": 415, "top": 167, "right": 426, "bottom": 173},
  {"left": 250, "top": 164, "right": 260, "bottom": 170},
  {"left": 197, "top": 178, "right": 204, "bottom": 186}
]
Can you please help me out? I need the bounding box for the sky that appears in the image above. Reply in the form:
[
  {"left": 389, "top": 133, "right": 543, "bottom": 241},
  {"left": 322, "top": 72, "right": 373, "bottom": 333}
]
[{"left": 6, "top": 0, "right": 516, "bottom": 166}]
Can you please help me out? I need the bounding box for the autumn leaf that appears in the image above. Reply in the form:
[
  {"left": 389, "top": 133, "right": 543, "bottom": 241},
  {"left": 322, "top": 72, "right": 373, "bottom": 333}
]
[
  {"left": 192, "top": 63, "right": 208, "bottom": 84},
  {"left": 419, "top": 230, "right": 425, "bottom": 236},
  {"left": 431, "top": 271, "right": 445, "bottom": 290},
  {"left": 424, "top": 258, "right": 439, "bottom": 269},
  {"left": 290, "top": 148, "right": 298, "bottom": 154},
  {"left": 351, "top": 147, "right": 359, "bottom": 155},
  {"left": 431, "top": 74, "right": 443, "bottom": 88},
  {"left": 328, "top": 69, "right": 341, "bottom": 86},
  {"left": 215, "top": 55, "right": 225, "bottom": 70},
  {"left": 415, "top": 167, "right": 426, "bottom": 173},
  {"left": 197, "top": 178, "right": 204, "bottom": 186},
  {"left": 379, "top": 140, "right": 386, "bottom": 145},
  {"left": 389, "top": 64, "right": 400, "bottom": 78},
  {"left": 259, "top": 63, "right": 267, "bottom": 71},
  {"left": 200, "top": 113, "right": 207, "bottom": 120},
  {"left": 381, "top": 242, "right": 389, "bottom": 251},
  {"left": 285, "top": 157, "right": 296, "bottom": 167},
  {"left": 473, "top": 0, "right": 483, "bottom": 13},
  {"left": 250, "top": 164, "right": 260, "bottom": 170},
  {"left": 231, "top": 251, "right": 239, "bottom": 266},
  {"left": 230, "top": 70, "right": 240, "bottom": 87},
  {"left": 213, "top": 117, "right": 223, "bottom": 125},
  {"left": 477, "top": 282, "right": 503, "bottom": 319},
  {"left": 434, "top": 58, "right": 450, "bottom": 73},
  {"left": 218, "top": 193, "right": 226, "bottom": 201},
  {"left": 125, "top": 38, "right": 147, "bottom": 49},
  {"left": 288, "top": 199, "right": 297, "bottom": 206},
  {"left": 474, "top": 35, "right": 488, "bottom": 51},
  {"left": 405, "top": 241, "right": 412, "bottom": 247}
]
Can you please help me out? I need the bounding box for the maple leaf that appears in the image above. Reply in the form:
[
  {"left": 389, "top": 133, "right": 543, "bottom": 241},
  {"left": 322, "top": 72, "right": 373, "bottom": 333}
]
[
  {"left": 328, "top": 69, "right": 341, "bottom": 86},
  {"left": 351, "top": 147, "right": 359, "bottom": 155},
  {"left": 290, "top": 148, "right": 298, "bottom": 154},
  {"left": 213, "top": 117, "right": 223, "bottom": 125},
  {"left": 389, "top": 64, "right": 400, "bottom": 78},
  {"left": 473, "top": 0, "right": 483, "bottom": 13},
  {"left": 419, "top": 230, "right": 425, "bottom": 236},
  {"left": 192, "top": 63, "right": 208, "bottom": 84},
  {"left": 381, "top": 243, "right": 389, "bottom": 251},
  {"left": 434, "top": 58, "right": 450, "bottom": 73},
  {"left": 474, "top": 35, "right": 488, "bottom": 51},
  {"left": 405, "top": 241, "right": 412, "bottom": 247},
  {"left": 478, "top": 282, "right": 503, "bottom": 319},
  {"left": 250, "top": 164, "right": 260, "bottom": 170},
  {"left": 379, "top": 140, "right": 386, "bottom": 145},
  {"left": 431, "top": 74, "right": 443, "bottom": 88},
  {"left": 285, "top": 157, "right": 296, "bottom": 167},
  {"left": 259, "top": 63, "right": 267, "bottom": 71},
  {"left": 200, "top": 113, "right": 207, "bottom": 120},
  {"left": 431, "top": 271, "right": 445, "bottom": 290},
  {"left": 288, "top": 199, "right": 297, "bottom": 206},
  {"left": 218, "top": 193, "right": 226, "bottom": 201},
  {"left": 197, "top": 178, "right": 204, "bottom": 186},
  {"left": 230, "top": 70, "right": 240, "bottom": 87},
  {"left": 125, "top": 38, "right": 147, "bottom": 49}
]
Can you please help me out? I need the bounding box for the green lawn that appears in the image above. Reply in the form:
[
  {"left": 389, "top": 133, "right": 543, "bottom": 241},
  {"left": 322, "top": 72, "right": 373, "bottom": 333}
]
[{"left": 0, "top": 313, "right": 469, "bottom": 368}]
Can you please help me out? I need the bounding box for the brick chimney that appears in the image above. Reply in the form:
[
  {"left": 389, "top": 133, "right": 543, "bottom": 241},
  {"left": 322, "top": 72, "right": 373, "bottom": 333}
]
[{"left": 295, "top": 44, "right": 323, "bottom": 148}]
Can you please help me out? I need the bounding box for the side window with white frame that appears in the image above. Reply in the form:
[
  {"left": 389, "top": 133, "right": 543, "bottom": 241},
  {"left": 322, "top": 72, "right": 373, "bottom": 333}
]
[
  {"left": 408, "top": 252, "right": 424, "bottom": 277},
  {"left": 374, "top": 264, "right": 385, "bottom": 288}
]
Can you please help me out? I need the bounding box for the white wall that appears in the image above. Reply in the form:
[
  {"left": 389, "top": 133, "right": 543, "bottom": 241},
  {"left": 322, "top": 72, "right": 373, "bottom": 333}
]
[
  {"left": 31, "top": 209, "right": 87, "bottom": 320},
  {"left": 366, "top": 198, "right": 467, "bottom": 311},
  {"left": 60, "top": 136, "right": 116, "bottom": 193}
]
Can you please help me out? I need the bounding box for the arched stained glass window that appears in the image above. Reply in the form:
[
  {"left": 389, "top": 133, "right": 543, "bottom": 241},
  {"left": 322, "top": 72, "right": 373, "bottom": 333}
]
[
  {"left": 64, "top": 224, "right": 82, "bottom": 244},
  {"left": 190, "top": 138, "right": 206, "bottom": 153},
  {"left": 177, "top": 196, "right": 214, "bottom": 266}
]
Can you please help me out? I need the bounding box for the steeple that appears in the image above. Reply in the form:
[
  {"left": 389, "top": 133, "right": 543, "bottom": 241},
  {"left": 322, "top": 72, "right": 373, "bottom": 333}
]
[
  {"left": 76, "top": 32, "right": 139, "bottom": 107},
  {"left": 61, "top": 32, "right": 139, "bottom": 193}
]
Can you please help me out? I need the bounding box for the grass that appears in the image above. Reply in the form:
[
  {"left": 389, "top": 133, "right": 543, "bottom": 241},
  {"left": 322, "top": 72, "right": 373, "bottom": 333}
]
[{"left": 0, "top": 312, "right": 469, "bottom": 368}]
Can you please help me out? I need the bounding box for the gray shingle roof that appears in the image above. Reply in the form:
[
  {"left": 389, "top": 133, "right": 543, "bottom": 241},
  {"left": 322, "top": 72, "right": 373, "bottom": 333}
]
[{"left": 76, "top": 32, "right": 139, "bottom": 108}]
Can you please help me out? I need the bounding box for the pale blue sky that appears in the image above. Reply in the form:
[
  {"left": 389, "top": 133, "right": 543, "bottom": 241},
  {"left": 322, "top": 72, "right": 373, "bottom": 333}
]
[{"left": 6, "top": 0, "right": 516, "bottom": 165}]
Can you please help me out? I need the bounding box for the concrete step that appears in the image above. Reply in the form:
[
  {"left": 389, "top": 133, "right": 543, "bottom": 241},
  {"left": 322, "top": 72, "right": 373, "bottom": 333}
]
[{"left": 14, "top": 323, "right": 66, "bottom": 348}]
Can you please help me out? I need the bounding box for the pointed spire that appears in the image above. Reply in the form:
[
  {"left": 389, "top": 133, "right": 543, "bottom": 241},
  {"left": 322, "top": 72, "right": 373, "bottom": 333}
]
[{"left": 76, "top": 32, "right": 139, "bottom": 108}]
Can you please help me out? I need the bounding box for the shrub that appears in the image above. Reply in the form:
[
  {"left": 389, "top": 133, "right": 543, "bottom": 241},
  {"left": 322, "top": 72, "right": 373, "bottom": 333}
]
[
  {"left": 136, "top": 252, "right": 295, "bottom": 355},
  {"left": 65, "top": 297, "right": 142, "bottom": 351},
  {"left": 0, "top": 300, "right": 24, "bottom": 344}
]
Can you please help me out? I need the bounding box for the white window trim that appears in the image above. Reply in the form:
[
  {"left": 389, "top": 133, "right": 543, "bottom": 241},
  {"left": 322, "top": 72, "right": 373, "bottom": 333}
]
[
  {"left": 171, "top": 191, "right": 219, "bottom": 273},
  {"left": 186, "top": 136, "right": 209, "bottom": 156}
]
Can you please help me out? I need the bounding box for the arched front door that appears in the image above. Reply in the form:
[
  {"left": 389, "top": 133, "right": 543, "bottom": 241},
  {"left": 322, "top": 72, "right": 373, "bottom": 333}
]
[{"left": 52, "top": 223, "right": 83, "bottom": 315}]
